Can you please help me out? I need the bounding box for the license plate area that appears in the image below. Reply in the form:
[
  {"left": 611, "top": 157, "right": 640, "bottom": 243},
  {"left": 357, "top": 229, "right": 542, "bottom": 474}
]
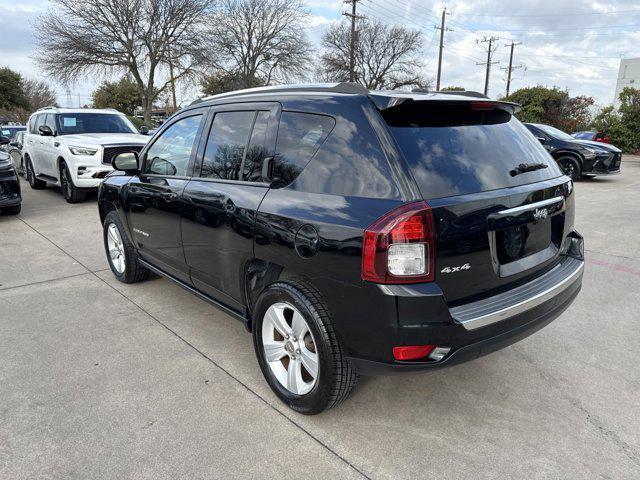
[
  {"left": 496, "top": 219, "right": 551, "bottom": 264},
  {"left": 487, "top": 196, "right": 565, "bottom": 277}
]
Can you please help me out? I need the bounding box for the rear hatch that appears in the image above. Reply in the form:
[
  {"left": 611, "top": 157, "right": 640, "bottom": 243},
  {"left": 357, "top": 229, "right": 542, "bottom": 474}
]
[{"left": 382, "top": 99, "right": 572, "bottom": 305}]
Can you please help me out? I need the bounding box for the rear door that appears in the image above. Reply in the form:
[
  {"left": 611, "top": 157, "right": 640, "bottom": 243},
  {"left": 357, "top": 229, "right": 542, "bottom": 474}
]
[
  {"left": 181, "top": 103, "right": 279, "bottom": 310},
  {"left": 383, "top": 101, "right": 570, "bottom": 304},
  {"left": 126, "top": 109, "right": 207, "bottom": 283}
]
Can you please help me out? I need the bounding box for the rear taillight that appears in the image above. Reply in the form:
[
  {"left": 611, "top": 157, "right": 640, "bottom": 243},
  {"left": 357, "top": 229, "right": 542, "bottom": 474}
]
[{"left": 361, "top": 201, "right": 435, "bottom": 284}]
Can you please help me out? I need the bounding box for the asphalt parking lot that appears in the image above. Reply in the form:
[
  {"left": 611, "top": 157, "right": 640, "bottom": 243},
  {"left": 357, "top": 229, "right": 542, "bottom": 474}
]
[{"left": 2, "top": 157, "right": 640, "bottom": 480}]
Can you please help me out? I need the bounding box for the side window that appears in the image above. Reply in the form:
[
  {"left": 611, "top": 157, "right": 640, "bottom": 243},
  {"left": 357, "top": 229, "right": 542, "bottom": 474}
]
[
  {"left": 273, "top": 112, "right": 334, "bottom": 188},
  {"left": 28, "top": 116, "right": 37, "bottom": 134},
  {"left": 201, "top": 111, "right": 253, "bottom": 180},
  {"left": 33, "top": 115, "right": 45, "bottom": 134},
  {"left": 45, "top": 114, "right": 56, "bottom": 132},
  {"left": 243, "top": 111, "right": 271, "bottom": 182},
  {"left": 143, "top": 114, "right": 202, "bottom": 176}
]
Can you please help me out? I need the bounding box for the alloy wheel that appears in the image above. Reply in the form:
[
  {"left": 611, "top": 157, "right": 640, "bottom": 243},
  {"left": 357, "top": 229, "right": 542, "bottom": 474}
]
[
  {"left": 559, "top": 159, "right": 577, "bottom": 179},
  {"left": 107, "top": 223, "right": 126, "bottom": 274},
  {"left": 261, "top": 302, "right": 319, "bottom": 395},
  {"left": 60, "top": 165, "right": 72, "bottom": 199}
]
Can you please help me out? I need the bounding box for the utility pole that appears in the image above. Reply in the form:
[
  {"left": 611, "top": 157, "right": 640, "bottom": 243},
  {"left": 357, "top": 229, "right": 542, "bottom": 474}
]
[
  {"left": 435, "top": 8, "right": 452, "bottom": 91},
  {"left": 343, "top": 0, "right": 362, "bottom": 83},
  {"left": 476, "top": 36, "right": 500, "bottom": 96},
  {"left": 502, "top": 41, "right": 523, "bottom": 97}
]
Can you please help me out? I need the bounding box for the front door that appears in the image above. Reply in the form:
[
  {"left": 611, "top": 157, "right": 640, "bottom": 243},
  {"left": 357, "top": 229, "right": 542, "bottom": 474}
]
[
  {"left": 127, "top": 110, "right": 207, "bottom": 283},
  {"left": 181, "top": 104, "right": 279, "bottom": 311}
]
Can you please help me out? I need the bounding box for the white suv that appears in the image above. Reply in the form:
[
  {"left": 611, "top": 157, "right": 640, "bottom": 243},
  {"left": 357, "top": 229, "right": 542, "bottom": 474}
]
[{"left": 23, "top": 108, "right": 150, "bottom": 202}]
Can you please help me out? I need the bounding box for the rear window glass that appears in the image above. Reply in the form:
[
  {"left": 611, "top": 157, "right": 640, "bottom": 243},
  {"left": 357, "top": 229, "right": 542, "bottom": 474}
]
[
  {"left": 385, "top": 103, "right": 563, "bottom": 200},
  {"left": 272, "top": 112, "right": 334, "bottom": 188}
]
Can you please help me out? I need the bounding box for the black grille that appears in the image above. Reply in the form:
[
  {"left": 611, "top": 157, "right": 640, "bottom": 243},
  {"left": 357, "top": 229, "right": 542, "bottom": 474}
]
[
  {"left": 0, "top": 179, "right": 18, "bottom": 198},
  {"left": 102, "top": 145, "right": 143, "bottom": 165}
]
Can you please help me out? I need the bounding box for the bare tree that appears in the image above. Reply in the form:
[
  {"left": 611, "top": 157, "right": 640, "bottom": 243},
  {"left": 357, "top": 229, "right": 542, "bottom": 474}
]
[
  {"left": 35, "top": 0, "right": 214, "bottom": 123},
  {"left": 320, "top": 19, "right": 430, "bottom": 90},
  {"left": 205, "top": 0, "right": 314, "bottom": 89},
  {"left": 22, "top": 78, "right": 58, "bottom": 110}
]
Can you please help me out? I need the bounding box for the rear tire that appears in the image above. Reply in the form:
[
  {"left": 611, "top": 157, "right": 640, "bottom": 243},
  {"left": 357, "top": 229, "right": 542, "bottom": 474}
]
[
  {"left": 556, "top": 156, "right": 581, "bottom": 181},
  {"left": 60, "top": 162, "right": 86, "bottom": 203},
  {"left": 253, "top": 281, "right": 358, "bottom": 415},
  {"left": 103, "top": 211, "right": 150, "bottom": 284},
  {"left": 25, "top": 157, "right": 46, "bottom": 190}
]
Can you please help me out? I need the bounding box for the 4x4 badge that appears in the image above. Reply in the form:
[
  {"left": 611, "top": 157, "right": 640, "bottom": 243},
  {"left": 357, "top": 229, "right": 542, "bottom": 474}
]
[{"left": 441, "top": 263, "right": 471, "bottom": 274}]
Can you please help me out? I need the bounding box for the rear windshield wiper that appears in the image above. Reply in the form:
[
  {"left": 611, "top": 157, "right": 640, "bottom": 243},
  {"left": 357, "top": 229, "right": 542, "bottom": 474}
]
[{"left": 510, "top": 163, "right": 548, "bottom": 177}]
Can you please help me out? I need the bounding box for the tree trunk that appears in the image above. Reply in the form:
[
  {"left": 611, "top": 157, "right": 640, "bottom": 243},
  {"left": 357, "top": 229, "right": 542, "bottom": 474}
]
[{"left": 141, "top": 94, "right": 152, "bottom": 125}]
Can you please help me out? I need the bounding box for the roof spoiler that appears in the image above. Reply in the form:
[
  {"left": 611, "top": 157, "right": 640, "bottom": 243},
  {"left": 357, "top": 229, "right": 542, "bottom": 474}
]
[{"left": 411, "top": 88, "right": 489, "bottom": 99}]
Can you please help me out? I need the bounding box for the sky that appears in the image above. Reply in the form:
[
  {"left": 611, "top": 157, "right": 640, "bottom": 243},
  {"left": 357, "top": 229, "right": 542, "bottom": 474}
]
[{"left": 1, "top": 0, "right": 639, "bottom": 109}]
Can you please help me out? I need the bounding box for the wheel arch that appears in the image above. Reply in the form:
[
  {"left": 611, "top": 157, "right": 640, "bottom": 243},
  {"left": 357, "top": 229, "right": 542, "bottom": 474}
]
[
  {"left": 552, "top": 149, "right": 584, "bottom": 166},
  {"left": 243, "top": 259, "right": 315, "bottom": 332}
]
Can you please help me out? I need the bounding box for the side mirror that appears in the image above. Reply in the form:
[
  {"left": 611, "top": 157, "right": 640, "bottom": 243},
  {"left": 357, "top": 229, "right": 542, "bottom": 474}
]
[
  {"left": 0, "top": 136, "right": 9, "bottom": 146},
  {"left": 112, "top": 151, "right": 139, "bottom": 173},
  {"left": 139, "top": 125, "right": 149, "bottom": 135},
  {"left": 536, "top": 136, "right": 546, "bottom": 144},
  {"left": 39, "top": 125, "right": 54, "bottom": 136}
]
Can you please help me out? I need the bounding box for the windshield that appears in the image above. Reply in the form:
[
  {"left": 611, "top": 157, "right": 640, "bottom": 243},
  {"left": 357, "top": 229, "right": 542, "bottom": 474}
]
[
  {"left": 55, "top": 113, "right": 137, "bottom": 135},
  {"left": 384, "top": 103, "right": 563, "bottom": 200},
  {"left": 535, "top": 124, "right": 575, "bottom": 141},
  {"left": 573, "top": 131, "right": 594, "bottom": 140}
]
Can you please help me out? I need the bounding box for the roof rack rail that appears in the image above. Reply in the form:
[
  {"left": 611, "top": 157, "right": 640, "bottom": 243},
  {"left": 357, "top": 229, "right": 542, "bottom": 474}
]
[
  {"left": 192, "top": 82, "right": 369, "bottom": 105},
  {"left": 411, "top": 88, "right": 489, "bottom": 99},
  {"left": 37, "top": 106, "right": 58, "bottom": 111}
]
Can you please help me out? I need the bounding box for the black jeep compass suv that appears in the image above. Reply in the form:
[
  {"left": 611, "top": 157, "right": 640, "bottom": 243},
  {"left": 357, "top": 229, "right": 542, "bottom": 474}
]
[{"left": 98, "top": 83, "right": 584, "bottom": 414}]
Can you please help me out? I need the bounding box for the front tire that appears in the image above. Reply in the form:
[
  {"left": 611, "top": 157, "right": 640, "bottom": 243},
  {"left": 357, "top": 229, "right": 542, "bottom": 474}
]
[
  {"left": 556, "top": 156, "right": 581, "bottom": 181},
  {"left": 25, "top": 157, "right": 46, "bottom": 190},
  {"left": 253, "top": 282, "right": 358, "bottom": 415},
  {"left": 103, "top": 211, "right": 150, "bottom": 283},
  {"left": 60, "top": 162, "right": 86, "bottom": 203}
]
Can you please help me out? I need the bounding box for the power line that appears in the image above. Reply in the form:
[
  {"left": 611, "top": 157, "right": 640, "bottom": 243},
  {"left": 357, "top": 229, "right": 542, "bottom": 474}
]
[{"left": 454, "top": 8, "right": 640, "bottom": 17}]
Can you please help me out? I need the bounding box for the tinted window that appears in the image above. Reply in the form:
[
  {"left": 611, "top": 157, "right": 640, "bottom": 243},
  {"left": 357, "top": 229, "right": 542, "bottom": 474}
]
[
  {"left": 55, "top": 113, "right": 137, "bottom": 135},
  {"left": 385, "top": 103, "right": 563, "bottom": 200},
  {"left": 144, "top": 115, "right": 202, "bottom": 176},
  {"left": 243, "top": 111, "right": 271, "bottom": 182},
  {"left": 273, "top": 112, "right": 334, "bottom": 187},
  {"left": 201, "top": 111, "right": 253, "bottom": 180}
]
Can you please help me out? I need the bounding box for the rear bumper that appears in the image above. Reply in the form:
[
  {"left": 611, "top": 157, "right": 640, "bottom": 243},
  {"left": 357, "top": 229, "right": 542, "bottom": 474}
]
[
  {"left": 346, "top": 241, "right": 584, "bottom": 375},
  {"left": 348, "top": 275, "right": 581, "bottom": 374}
]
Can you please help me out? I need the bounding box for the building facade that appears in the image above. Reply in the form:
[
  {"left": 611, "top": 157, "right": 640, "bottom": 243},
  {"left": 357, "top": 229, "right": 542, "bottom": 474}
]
[{"left": 614, "top": 58, "right": 640, "bottom": 106}]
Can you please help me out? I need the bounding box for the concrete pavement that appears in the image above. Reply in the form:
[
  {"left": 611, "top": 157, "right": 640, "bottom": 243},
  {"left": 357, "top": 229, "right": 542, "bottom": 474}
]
[{"left": 1, "top": 157, "right": 639, "bottom": 479}]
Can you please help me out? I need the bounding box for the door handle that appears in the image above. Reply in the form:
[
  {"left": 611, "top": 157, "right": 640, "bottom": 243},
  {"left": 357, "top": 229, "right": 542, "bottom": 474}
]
[{"left": 161, "top": 192, "right": 178, "bottom": 201}]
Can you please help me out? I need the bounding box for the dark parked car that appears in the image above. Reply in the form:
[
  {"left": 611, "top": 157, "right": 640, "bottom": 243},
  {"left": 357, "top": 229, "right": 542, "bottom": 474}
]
[
  {"left": 0, "top": 125, "right": 26, "bottom": 153},
  {"left": 8, "top": 131, "right": 25, "bottom": 174},
  {"left": 98, "top": 84, "right": 585, "bottom": 414},
  {"left": 0, "top": 135, "right": 22, "bottom": 215},
  {"left": 525, "top": 123, "right": 622, "bottom": 180},
  {"left": 572, "top": 130, "right": 611, "bottom": 144}
]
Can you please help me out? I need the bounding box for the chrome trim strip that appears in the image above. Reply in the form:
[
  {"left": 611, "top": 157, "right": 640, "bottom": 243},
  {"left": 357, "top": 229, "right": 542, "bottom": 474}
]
[
  {"left": 450, "top": 257, "right": 584, "bottom": 331},
  {"left": 492, "top": 196, "right": 564, "bottom": 218}
]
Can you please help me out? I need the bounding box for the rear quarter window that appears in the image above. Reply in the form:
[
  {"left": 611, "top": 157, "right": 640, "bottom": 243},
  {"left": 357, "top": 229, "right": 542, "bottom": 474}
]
[
  {"left": 272, "top": 112, "right": 334, "bottom": 188},
  {"left": 385, "top": 103, "right": 563, "bottom": 200}
]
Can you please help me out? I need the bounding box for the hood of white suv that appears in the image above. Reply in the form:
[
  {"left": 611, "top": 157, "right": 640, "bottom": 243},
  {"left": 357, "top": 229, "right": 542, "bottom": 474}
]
[{"left": 60, "top": 133, "right": 149, "bottom": 146}]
